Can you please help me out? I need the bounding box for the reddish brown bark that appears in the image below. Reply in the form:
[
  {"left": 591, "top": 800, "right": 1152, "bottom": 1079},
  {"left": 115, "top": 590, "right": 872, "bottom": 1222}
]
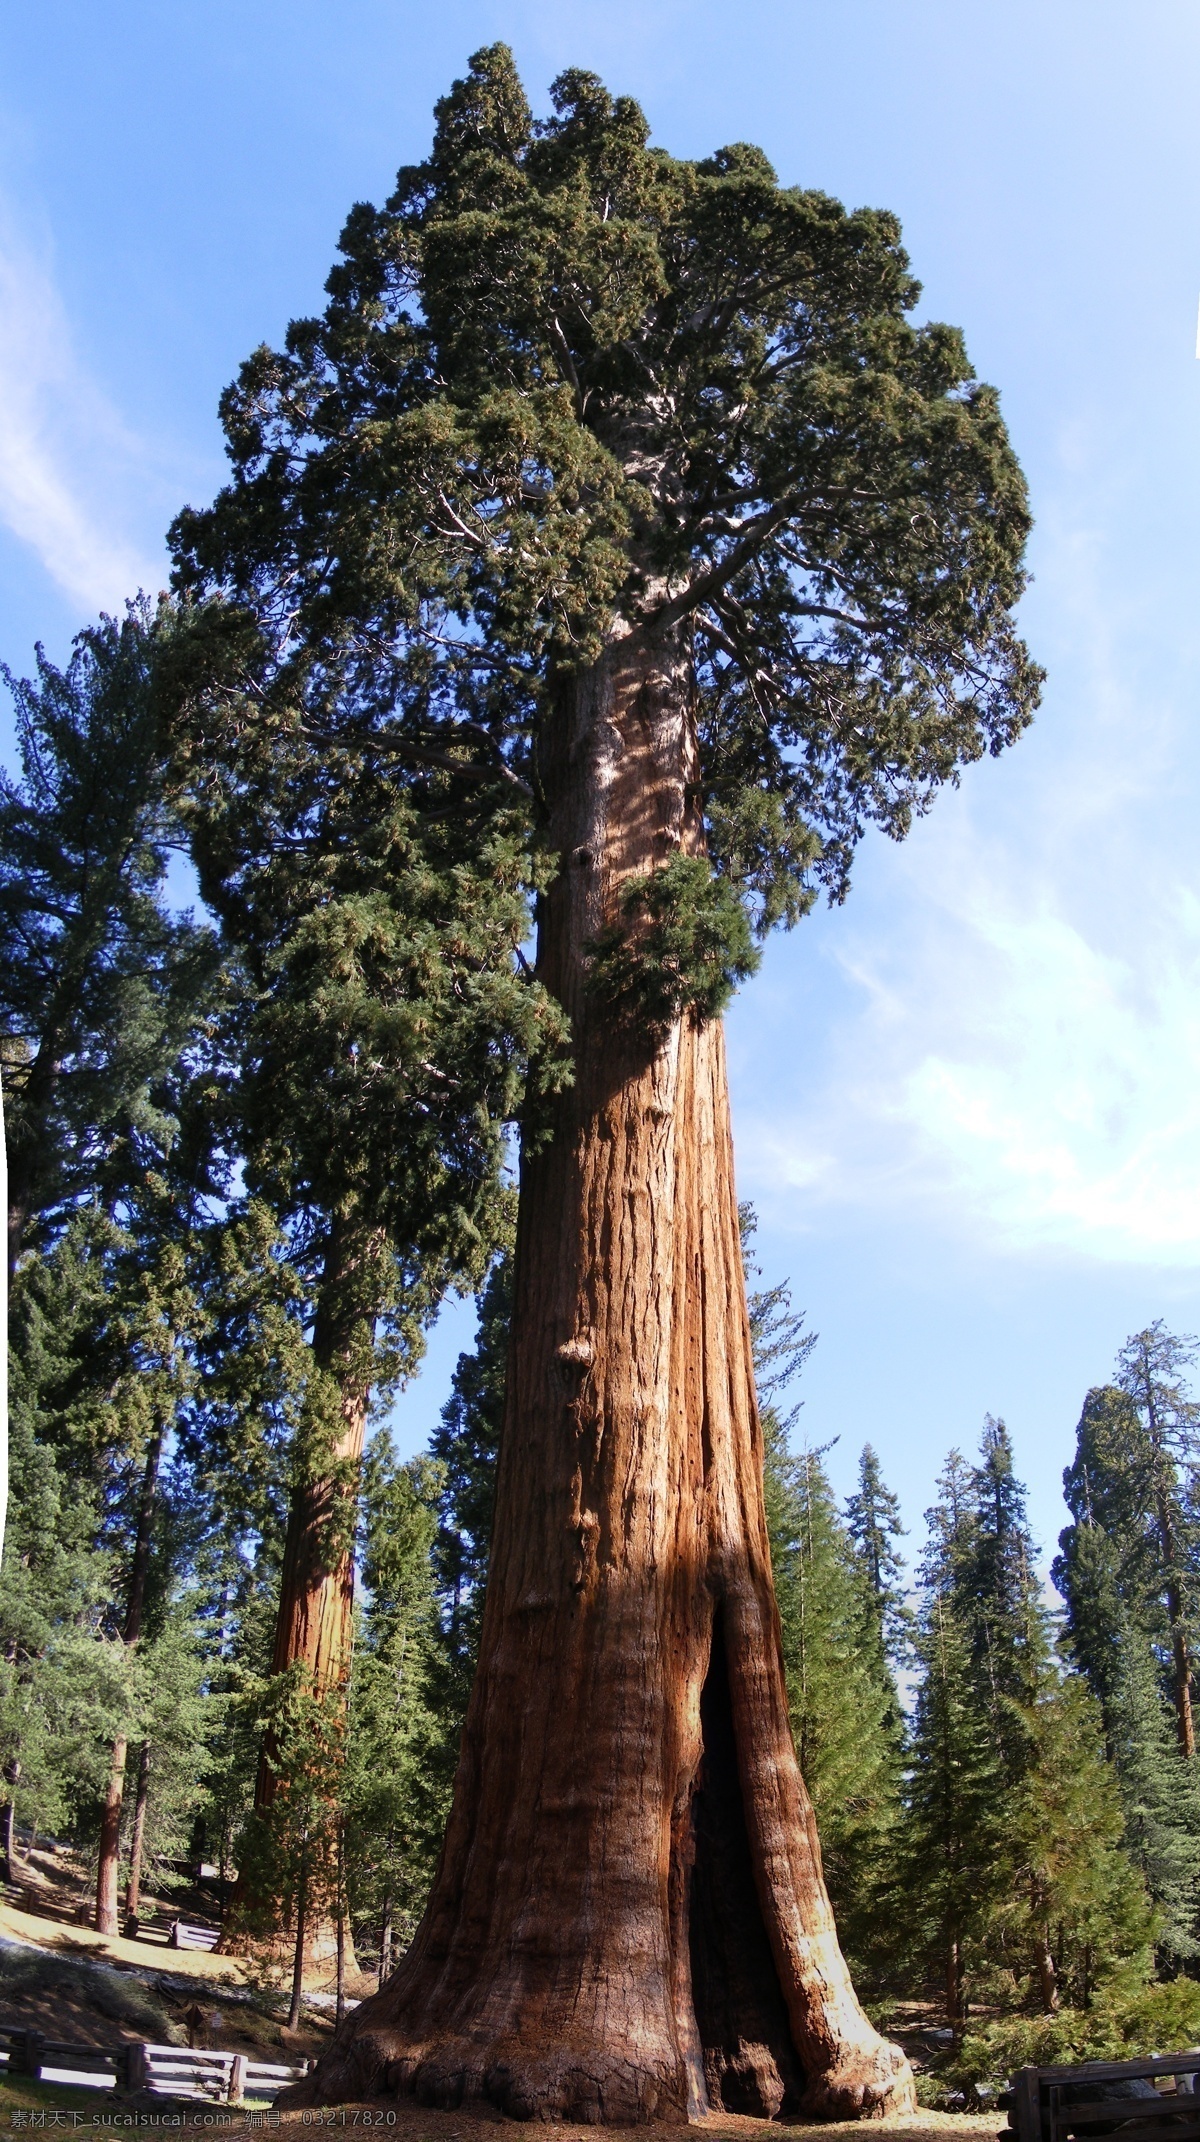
[
  {"left": 222, "top": 1230, "right": 374, "bottom": 1964},
  {"left": 96, "top": 1419, "right": 164, "bottom": 1936},
  {"left": 1, "top": 1759, "right": 21, "bottom": 1888},
  {"left": 124, "top": 1740, "right": 151, "bottom": 1933},
  {"left": 297, "top": 621, "right": 915, "bottom": 2123}
]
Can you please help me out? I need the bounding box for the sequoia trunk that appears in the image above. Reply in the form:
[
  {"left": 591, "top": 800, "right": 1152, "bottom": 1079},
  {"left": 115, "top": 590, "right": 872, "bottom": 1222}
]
[
  {"left": 297, "top": 620, "right": 915, "bottom": 2123},
  {"left": 96, "top": 1419, "right": 164, "bottom": 1936},
  {"left": 222, "top": 1227, "right": 374, "bottom": 1962},
  {"left": 124, "top": 1740, "right": 152, "bottom": 1933}
]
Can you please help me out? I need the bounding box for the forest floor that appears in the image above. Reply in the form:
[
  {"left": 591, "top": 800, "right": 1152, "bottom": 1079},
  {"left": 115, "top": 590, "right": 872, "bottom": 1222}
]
[
  {"left": 0, "top": 2100, "right": 1003, "bottom": 2142},
  {"left": 0, "top": 1844, "right": 350, "bottom": 2064},
  {"left": 0, "top": 1851, "right": 997, "bottom": 2138}
]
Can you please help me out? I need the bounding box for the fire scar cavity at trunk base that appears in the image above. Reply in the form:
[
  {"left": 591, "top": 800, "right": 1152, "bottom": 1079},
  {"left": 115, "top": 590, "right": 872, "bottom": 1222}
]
[{"left": 284, "top": 629, "right": 916, "bottom": 2124}]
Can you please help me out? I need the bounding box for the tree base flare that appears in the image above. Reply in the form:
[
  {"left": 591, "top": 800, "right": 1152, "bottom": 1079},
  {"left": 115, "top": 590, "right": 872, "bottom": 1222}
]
[
  {"left": 799, "top": 2046, "right": 918, "bottom": 2122},
  {"left": 280, "top": 2017, "right": 915, "bottom": 2126},
  {"left": 281, "top": 2030, "right": 685, "bottom": 2125}
]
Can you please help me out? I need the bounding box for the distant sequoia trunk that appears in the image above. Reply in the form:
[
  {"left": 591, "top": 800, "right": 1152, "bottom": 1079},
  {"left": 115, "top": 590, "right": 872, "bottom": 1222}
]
[
  {"left": 293, "top": 616, "right": 915, "bottom": 2123},
  {"left": 96, "top": 1417, "right": 164, "bottom": 1937},
  {"left": 221, "top": 1229, "right": 374, "bottom": 1968}
]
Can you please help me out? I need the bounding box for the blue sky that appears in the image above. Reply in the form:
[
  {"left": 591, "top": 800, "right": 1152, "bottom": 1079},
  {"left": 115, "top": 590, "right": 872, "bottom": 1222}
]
[{"left": 3, "top": 0, "right": 1199, "bottom": 1574}]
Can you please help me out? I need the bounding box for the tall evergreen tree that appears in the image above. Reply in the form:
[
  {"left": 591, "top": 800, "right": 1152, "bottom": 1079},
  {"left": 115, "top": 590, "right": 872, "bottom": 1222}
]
[
  {"left": 0, "top": 601, "right": 221, "bottom": 1280},
  {"left": 765, "top": 1431, "right": 905, "bottom": 1979},
  {"left": 907, "top": 1425, "right": 1154, "bottom": 2026},
  {"left": 845, "top": 1443, "right": 909, "bottom": 1692},
  {"left": 427, "top": 1253, "right": 511, "bottom": 1742},
  {"left": 1114, "top": 1326, "right": 1200, "bottom": 1756},
  {"left": 172, "top": 44, "right": 1038, "bottom": 2119},
  {"left": 345, "top": 1443, "right": 448, "bottom": 1982},
  {"left": 1055, "top": 1357, "right": 1200, "bottom": 1961},
  {"left": 167, "top": 644, "right": 563, "bottom": 1946}
]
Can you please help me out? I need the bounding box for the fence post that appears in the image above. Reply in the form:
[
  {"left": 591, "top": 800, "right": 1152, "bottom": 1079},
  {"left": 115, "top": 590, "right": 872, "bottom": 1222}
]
[
  {"left": 1013, "top": 2068, "right": 1042, "bottom": 2142},
  {"left": 125, "top": 2043, "right": 150, "bottom": 2093},
  {"left": 227, "top": 2055, "right": 248, "bottom": 2106}
]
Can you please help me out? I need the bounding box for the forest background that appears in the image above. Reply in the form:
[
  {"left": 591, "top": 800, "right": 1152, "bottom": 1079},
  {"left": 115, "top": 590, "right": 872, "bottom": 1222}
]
[
  {"left": 3, "top": 0, "right": 1200, "bottom": 2110},
  {"left": 2, "top": 0, "right": 1200, "bottom": 1545}
]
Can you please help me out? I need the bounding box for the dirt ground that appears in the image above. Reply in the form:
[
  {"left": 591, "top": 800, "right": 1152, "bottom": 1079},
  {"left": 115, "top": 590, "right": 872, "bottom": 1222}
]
[
  {"left": 0, "top": 2101, "right": 1002, "bottom": 2142},
  {"left": 0, "top": 1847, "right": 999, "bottom": 2141}
]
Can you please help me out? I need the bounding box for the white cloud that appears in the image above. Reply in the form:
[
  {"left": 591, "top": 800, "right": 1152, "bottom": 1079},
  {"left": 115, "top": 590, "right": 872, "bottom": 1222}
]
[
  {"left": 734, "top": 462, "right": 1200, "bottom": 1271},
  {"left": 737, "top": 836, "right": 1200, "bottom": 1269},
  {"left": 897, "top": 882, "right": 1200, "bottom": 1261},
  {"left": 0, "top": 209, "right": 166, "bottom": 611}
]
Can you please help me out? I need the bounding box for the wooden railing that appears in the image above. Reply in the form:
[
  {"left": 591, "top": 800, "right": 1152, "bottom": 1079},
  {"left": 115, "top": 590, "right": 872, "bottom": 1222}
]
[
  {"left": 122, "top": 1913, "right": 221, "bottom": 1951},
  {"left": 1002, "top": 2054, "right": 1200, "bottom": 2142},
  {"left": 0, "top": 2026, "right": 307, "bottom": 2104}
]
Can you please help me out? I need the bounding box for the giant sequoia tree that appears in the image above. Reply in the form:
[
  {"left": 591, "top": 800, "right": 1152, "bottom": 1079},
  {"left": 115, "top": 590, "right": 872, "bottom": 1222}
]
[{"left": 172, "top": 47, "right": 1038, "bottom": 2125}]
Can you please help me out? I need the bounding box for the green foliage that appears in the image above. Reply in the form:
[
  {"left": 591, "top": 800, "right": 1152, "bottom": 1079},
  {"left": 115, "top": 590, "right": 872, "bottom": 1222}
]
[
  {"left": 345, "top": 1443, "right": 450, "bottom": 1969},
  {"left": 765, "top": 1428, "right": 905, "bottom": 1972},
  {"left": 1104, "top": 1635, "right": 1200, "bottom": 1963},
  {"left": 426, "top": 1253, "right": 511, "bottom": 1739},
  {"left": 741, "top": 1225, "right": 904, "bottom": 1977},
  {"left": 0, "top": 599, "right": 222, "bottom": 1268},
  {"left": 127, "top": 1604, "right": 219, "bottom": 1886},
  {"left": 231, "top": 1666, "right": 346, "bottom": 1945},
  {"left": 1055, "top": 1329, "right": 1200, "bottom": 1964},
  {"left": 904, "top": 1424, "right": 1157, "bottom": 2026},
  {"left": 586, "top": 853, "right": 760, "bottom": 1028},
  {"left": 935, "top": 1978, "right": 1200, "bottom": 2100},
  {"left": 903, "top": 1577, "right": 1007, "bottom": 2009},
  {"left": 170, "top": 40, "right": 1039, "bottom": 987},
  {"left": 845, "top": 1442, "right": 910, "bottom": 1683}
]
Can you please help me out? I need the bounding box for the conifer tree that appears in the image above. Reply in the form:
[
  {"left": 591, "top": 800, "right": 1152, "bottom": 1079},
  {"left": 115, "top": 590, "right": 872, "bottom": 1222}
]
[
  {"left": 1055, "top": 1365, "right": 1200, "bottom": 1960},
  {"left": 1115, "top": 1326, "right": 1200, "bottom": 1756},
  {"left": 907, "top": 1425, "right": 1154, "bottom": 2025},
  {"left": 764, "top": 1431, "right": 905, "bottom": 1977},
  {"left": 427, "top": 1254, "right": 511, "bottom": 1743},
  {"left": 167, "top": 655, "right": 562, "bottom": 1949},
  {"left": 173, "top": 44, "right": 1038, "bottom": 2119},
  {"left": 845, "top": 1443, "right": 910, "bottom": 1713},
  {"left": 0, "top": 601, "right": 220, "bottom": 1280},
  {"left": 905, "top": 1584, "right": 1004, "bottom": 2032},
  {"left": 345, "top": 1443, "right": 449, "bottom": 1982}
]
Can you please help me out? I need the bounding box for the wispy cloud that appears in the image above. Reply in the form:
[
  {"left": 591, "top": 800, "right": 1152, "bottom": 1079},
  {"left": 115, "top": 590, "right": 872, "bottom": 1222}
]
[
  {"left": 740, "top": 847, "right": 1200, "bottom": 1269},
  {"left": 735, "top": 459, "right": 1200, "bottom": 1271},
  {"left": 0, "top": 208, "right": 167, "bottom": 611}
]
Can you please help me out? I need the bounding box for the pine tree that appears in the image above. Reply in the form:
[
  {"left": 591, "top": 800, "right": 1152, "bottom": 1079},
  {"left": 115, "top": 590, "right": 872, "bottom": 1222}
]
[
  {"left": 905, "top": 1585, "right": 1005, "bottom": 2032},
  {"left": 166, "top": 660, "right": 564, "bottom": 1945},
  {"left": 1104, "top": 1632, "right": 1200, "bottom": 1967},
  {"left": 1114, "top": 1326, "right": 1200, "bottom": 1756},
  {"left": 907, "top": 1424, "right": 1155, "bottom": 2026},
  {"left": 345, "top": 1443, "right": 449, "bottom": 1982},
  {"left": 0, "top": 601, "right": 221, "bottom": 1280},
  {"left": 427, "top": 1254, "right": 511, "bottom": 1742},
  {"left": 1055, "top": 1371, "right": 1200, "bottom": 1963},
  {"left": 765, "top": 1432, "right": 904, "bottom": 1976},
  {"left": 844, "top": 1443, "right": 910, "bottom": 1743}
]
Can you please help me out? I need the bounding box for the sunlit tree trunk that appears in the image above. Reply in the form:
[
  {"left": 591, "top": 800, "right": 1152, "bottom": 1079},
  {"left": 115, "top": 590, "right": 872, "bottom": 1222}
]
[
  {"left": 1, "top": 1759, "right": 20, "bottom": 1887},
  {"left": 123, "top": 1741, "right": 152, "bottom": 1933},
  {"left": 223, "top": 1225, "right": 374, "bottom": 1964},
  {"left": 301, "top": 620, "right": 914, "bottom": 2123},
  {"left": 96, "top": 1419, "right": 164, "bottom": 1936}
]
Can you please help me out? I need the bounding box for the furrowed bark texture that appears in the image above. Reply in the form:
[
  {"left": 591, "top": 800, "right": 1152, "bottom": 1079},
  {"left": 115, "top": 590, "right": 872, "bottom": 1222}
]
[
  {"left": 298, "top": 622, "right": 915, "bottom": 2123},
  {"left": 221, "top": 1244, "right": 372, "bottom": 1967},
  {"left": 96, "top": 1419, "right": 164, "bottom": 1937}
]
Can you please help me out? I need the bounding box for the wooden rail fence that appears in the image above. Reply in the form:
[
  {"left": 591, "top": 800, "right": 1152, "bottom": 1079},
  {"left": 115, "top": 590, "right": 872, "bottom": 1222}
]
[
  {"left": 0, "top": 2026, "right": 307, "bottom": 2104},
  {"left": 1001, "top": 2054, "right": 1200, "bottom": 2142}
]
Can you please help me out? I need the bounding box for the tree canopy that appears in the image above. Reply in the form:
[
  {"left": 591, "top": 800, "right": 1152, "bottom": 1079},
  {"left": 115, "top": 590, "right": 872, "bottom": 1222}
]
[{"left": 170, "top": 41, "right": 1040, "bottom": 995}]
